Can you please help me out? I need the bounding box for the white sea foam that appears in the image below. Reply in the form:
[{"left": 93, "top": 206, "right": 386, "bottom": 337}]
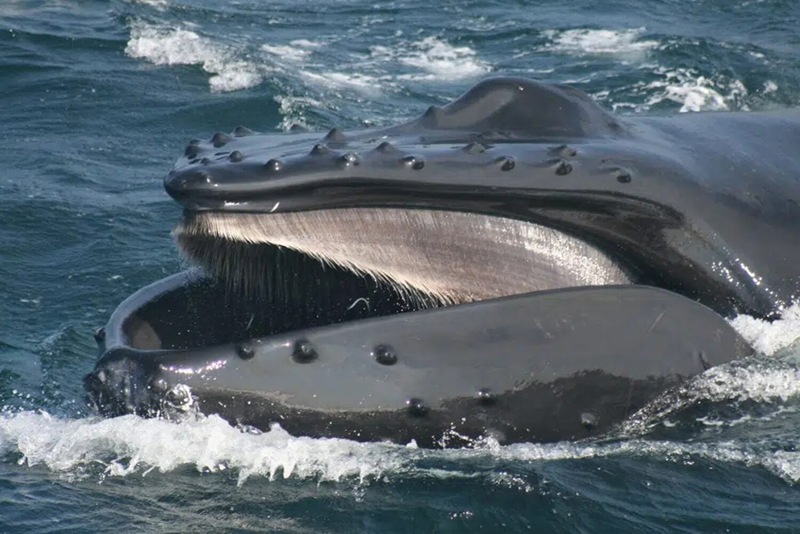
[
  {"left": 129, "top": 0, "right": 168, "bottom": 7},
  {"left": 126, "top": 22, "right": 487, "bottom": 97},
  {"left": 504, "top": 439, "right": 800, "bottom": 484},
  {"left": 125, "top": 21, "right": 262, "bottom": 92},
  {"left": 274, "top": 95, "right": 323, "bottom": 131},
  {"left": 0, "top": 412, "right": 404, "bottom": 485},
  {"left": 731, "top": 301, "right": 800, "bottom": 356},
  {"left": 261, "top": 44, "right": 312, "bottom": 62},
  {"left": 2, "top": 410, "right": 799, "bottom": 485},
  {"left": 400, "top": 37, "right": 490, "bottom": 79},
  {"left": 290, "top": 39, "right": 323, "bottom": 49},
  {"left": 371, "top": 37, "right": 490, "bottom": 81},
  {"left": 694, "top": 363, "right": 800, "bottom": 403},
  {"left": 299, "top": 70, "right": 385, "bottom": 93},
  {"left": 545, "top": 28, "right": 658, "bottom": 58},
  {"left": 646, "top": 67, "right": 749, "bottom": 112},
  {"left": 614, "top": 67, "right": 749, "bottom": 113}
]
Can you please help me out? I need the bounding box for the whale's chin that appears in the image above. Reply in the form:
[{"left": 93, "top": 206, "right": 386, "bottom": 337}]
[{"left": 173, "top": 208, "right": 632, "bottom": 313}]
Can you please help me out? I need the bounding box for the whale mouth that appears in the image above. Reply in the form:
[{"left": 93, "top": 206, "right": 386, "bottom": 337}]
[
  {"left": 173, "top": 207, "right": 632, "bottom": 323},
  {"left": 84, "top": 75, "right": 772, "bottom": 445}
]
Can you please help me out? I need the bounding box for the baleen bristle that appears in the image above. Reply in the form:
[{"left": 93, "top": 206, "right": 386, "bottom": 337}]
[{"left": 173, "top": 208, "right": 630, "bottom": 306}]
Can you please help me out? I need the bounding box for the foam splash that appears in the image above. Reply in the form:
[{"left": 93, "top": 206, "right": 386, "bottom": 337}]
[
  {"left": 125, "top": 21, "right": 262, "bottom": 92},
  {"left": 129, "top": 0, "right": 168, "bottom": 7},
  {"left": 694, "top": 363, "right": 800, "bottom": 403},
  {"left": 731, "top": 301, "right": 800, "bottom": 356},
  {"left": 644, "top": 67, "right": 748, "bottom": 112},
  {"left": 2, "top": 401, "right": 799, "bottom": 485},
  {"left": 399, "top": 37, "right": 490, "bottom": 80},
  {"left": 299, "top": 70, "right": 384, "bottom": 93},
  {"left": 650, "top": 74, "right": 744, "bottom": 112},
  {"left": 503, "top": 439, "right": 800, "bottom": 484},
  {"left": 125, "top": 19, "right": 491, "bottom": 100},
  {"left": 609, "top": 67, "right": 750, "bottom": 113},
  {"left": 545, "top": 28, "right": 658, "bottom": 58},
  {"left": 290, "top": 39, "right": 323, "bottom": 49},
  {"left": 0, "top": 411, "right": 404, "bottom": 485},
  {"left": 261, "top": 44, "right": 312, "bottom": 63},
  {"left": 274, "top": 95, "right": 323, "bottom": 131},
  {"left": 126, "top": 19, "right": 489, "bottom": 96},
  {"left": 371, "top": 37, "right": 490, "bottom": 81}
]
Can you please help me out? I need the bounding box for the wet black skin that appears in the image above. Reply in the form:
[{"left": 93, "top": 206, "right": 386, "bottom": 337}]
[
  {"left": 166, "top": 77, "right": 800, "bottom": 319},
  {"left": 87, "top": 272, "right": 752, "bottom": 447},
  {"left": 85, "top": 78, "right": 800, "bottom": 446}
]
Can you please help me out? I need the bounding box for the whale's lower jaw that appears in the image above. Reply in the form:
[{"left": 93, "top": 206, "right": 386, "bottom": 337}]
[
  {"left": 83, "top": 270, "right": 753, "bottom": 448},
  {"left": 173, "top": 207, "right": 632, "bottom": 309}
]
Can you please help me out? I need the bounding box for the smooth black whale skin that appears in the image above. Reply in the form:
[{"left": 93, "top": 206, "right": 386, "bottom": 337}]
[{"left": 85, "top": 78, "right": 800, "bottom": 446}]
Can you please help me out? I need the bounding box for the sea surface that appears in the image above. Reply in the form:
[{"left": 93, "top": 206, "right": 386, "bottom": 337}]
[{"left": 1, "top": 0, "right": 800, "bottom": 532}]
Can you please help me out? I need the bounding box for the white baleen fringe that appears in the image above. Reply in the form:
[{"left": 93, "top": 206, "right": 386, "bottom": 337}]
[{"left": 175, "top": 208, "right": 631, "bottom": 304}]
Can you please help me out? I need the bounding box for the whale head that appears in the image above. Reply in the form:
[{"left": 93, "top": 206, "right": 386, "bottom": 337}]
[
  {"left": 164, "top": 77, "right": 782, "bottom": 320},
  {"left": 86, "top": 77, "right": 798, "bottom": 445}
]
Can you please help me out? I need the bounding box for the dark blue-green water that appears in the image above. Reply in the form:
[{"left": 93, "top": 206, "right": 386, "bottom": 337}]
[{"left": 2, "top": 0, "right": 800, "bottom": 532}]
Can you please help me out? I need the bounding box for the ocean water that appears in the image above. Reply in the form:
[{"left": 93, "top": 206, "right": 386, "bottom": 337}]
[{"left": 1, "top": 0, "right": 800, "bottom": 531}]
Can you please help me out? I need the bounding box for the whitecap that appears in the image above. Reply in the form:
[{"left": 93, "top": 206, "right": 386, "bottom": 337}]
[
  {"left": 643, "top": 67, "right": 748, "bottom": 112},
  {"left": 274, "top": 95, "right": 324, "bottom": 131},
  {"left": 3, "top": 406, "right": 799, "bottom": 485},
  {"left": 290, "top": 39, "right": 324, "bottom": 49},
  {"left": 125, "top": 21, "right": 262, "bottom": 93},
  {"left": 299, "top": 70, "right": 386, "bottom": 93},
  {"left": 762, "top": 80, "right": 778, "bottom": 94},
  {"left": 128, "top": 0, "right": 168, "bottom": 7},
  {"left": 0, "top": 411, "right": 406, "bottom": 485},
  {"left": 545, "top": 28, "right": 658, "bottom": 58},
  {"left": 371, "top": 37, "right": 490, "bottom": 81},
  {"left": 261, "top": 44, "right": 312, "bottom": 62},
  {"left": 731, "top": 301, "right": 800, "bottom": 356}
]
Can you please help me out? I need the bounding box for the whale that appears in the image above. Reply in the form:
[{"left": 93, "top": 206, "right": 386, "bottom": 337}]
[{"left": 84, "top": 77, "right": 799, "bottom": 446}]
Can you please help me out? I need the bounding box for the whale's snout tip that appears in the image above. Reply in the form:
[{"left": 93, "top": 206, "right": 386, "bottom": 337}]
[{"left": 83, "top": 351, "right": 157, "bottom": 418}]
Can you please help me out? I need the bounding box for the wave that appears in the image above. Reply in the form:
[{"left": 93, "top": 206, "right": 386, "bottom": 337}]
[
  {"left": 125, "top": 21, "right": 263, "bottom": 93},
  {"left": 544, "top": 28, "right": 658, "bottom": 57}
]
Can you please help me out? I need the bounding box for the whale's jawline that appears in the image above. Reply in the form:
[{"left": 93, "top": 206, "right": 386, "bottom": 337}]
[{"left": 173, "top": 207, "right": 633, "bottom": 314}]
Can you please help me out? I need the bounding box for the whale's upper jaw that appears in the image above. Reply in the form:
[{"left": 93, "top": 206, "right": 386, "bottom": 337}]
[
  {"left": 163, "top": 77, "right": 632, "bottom": 213},
  {"left": 161, "top": 77, "right": 792, "bottom": 319},
  {"left": 161, "top": 79, "right": 652, "bottom": 309}
]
